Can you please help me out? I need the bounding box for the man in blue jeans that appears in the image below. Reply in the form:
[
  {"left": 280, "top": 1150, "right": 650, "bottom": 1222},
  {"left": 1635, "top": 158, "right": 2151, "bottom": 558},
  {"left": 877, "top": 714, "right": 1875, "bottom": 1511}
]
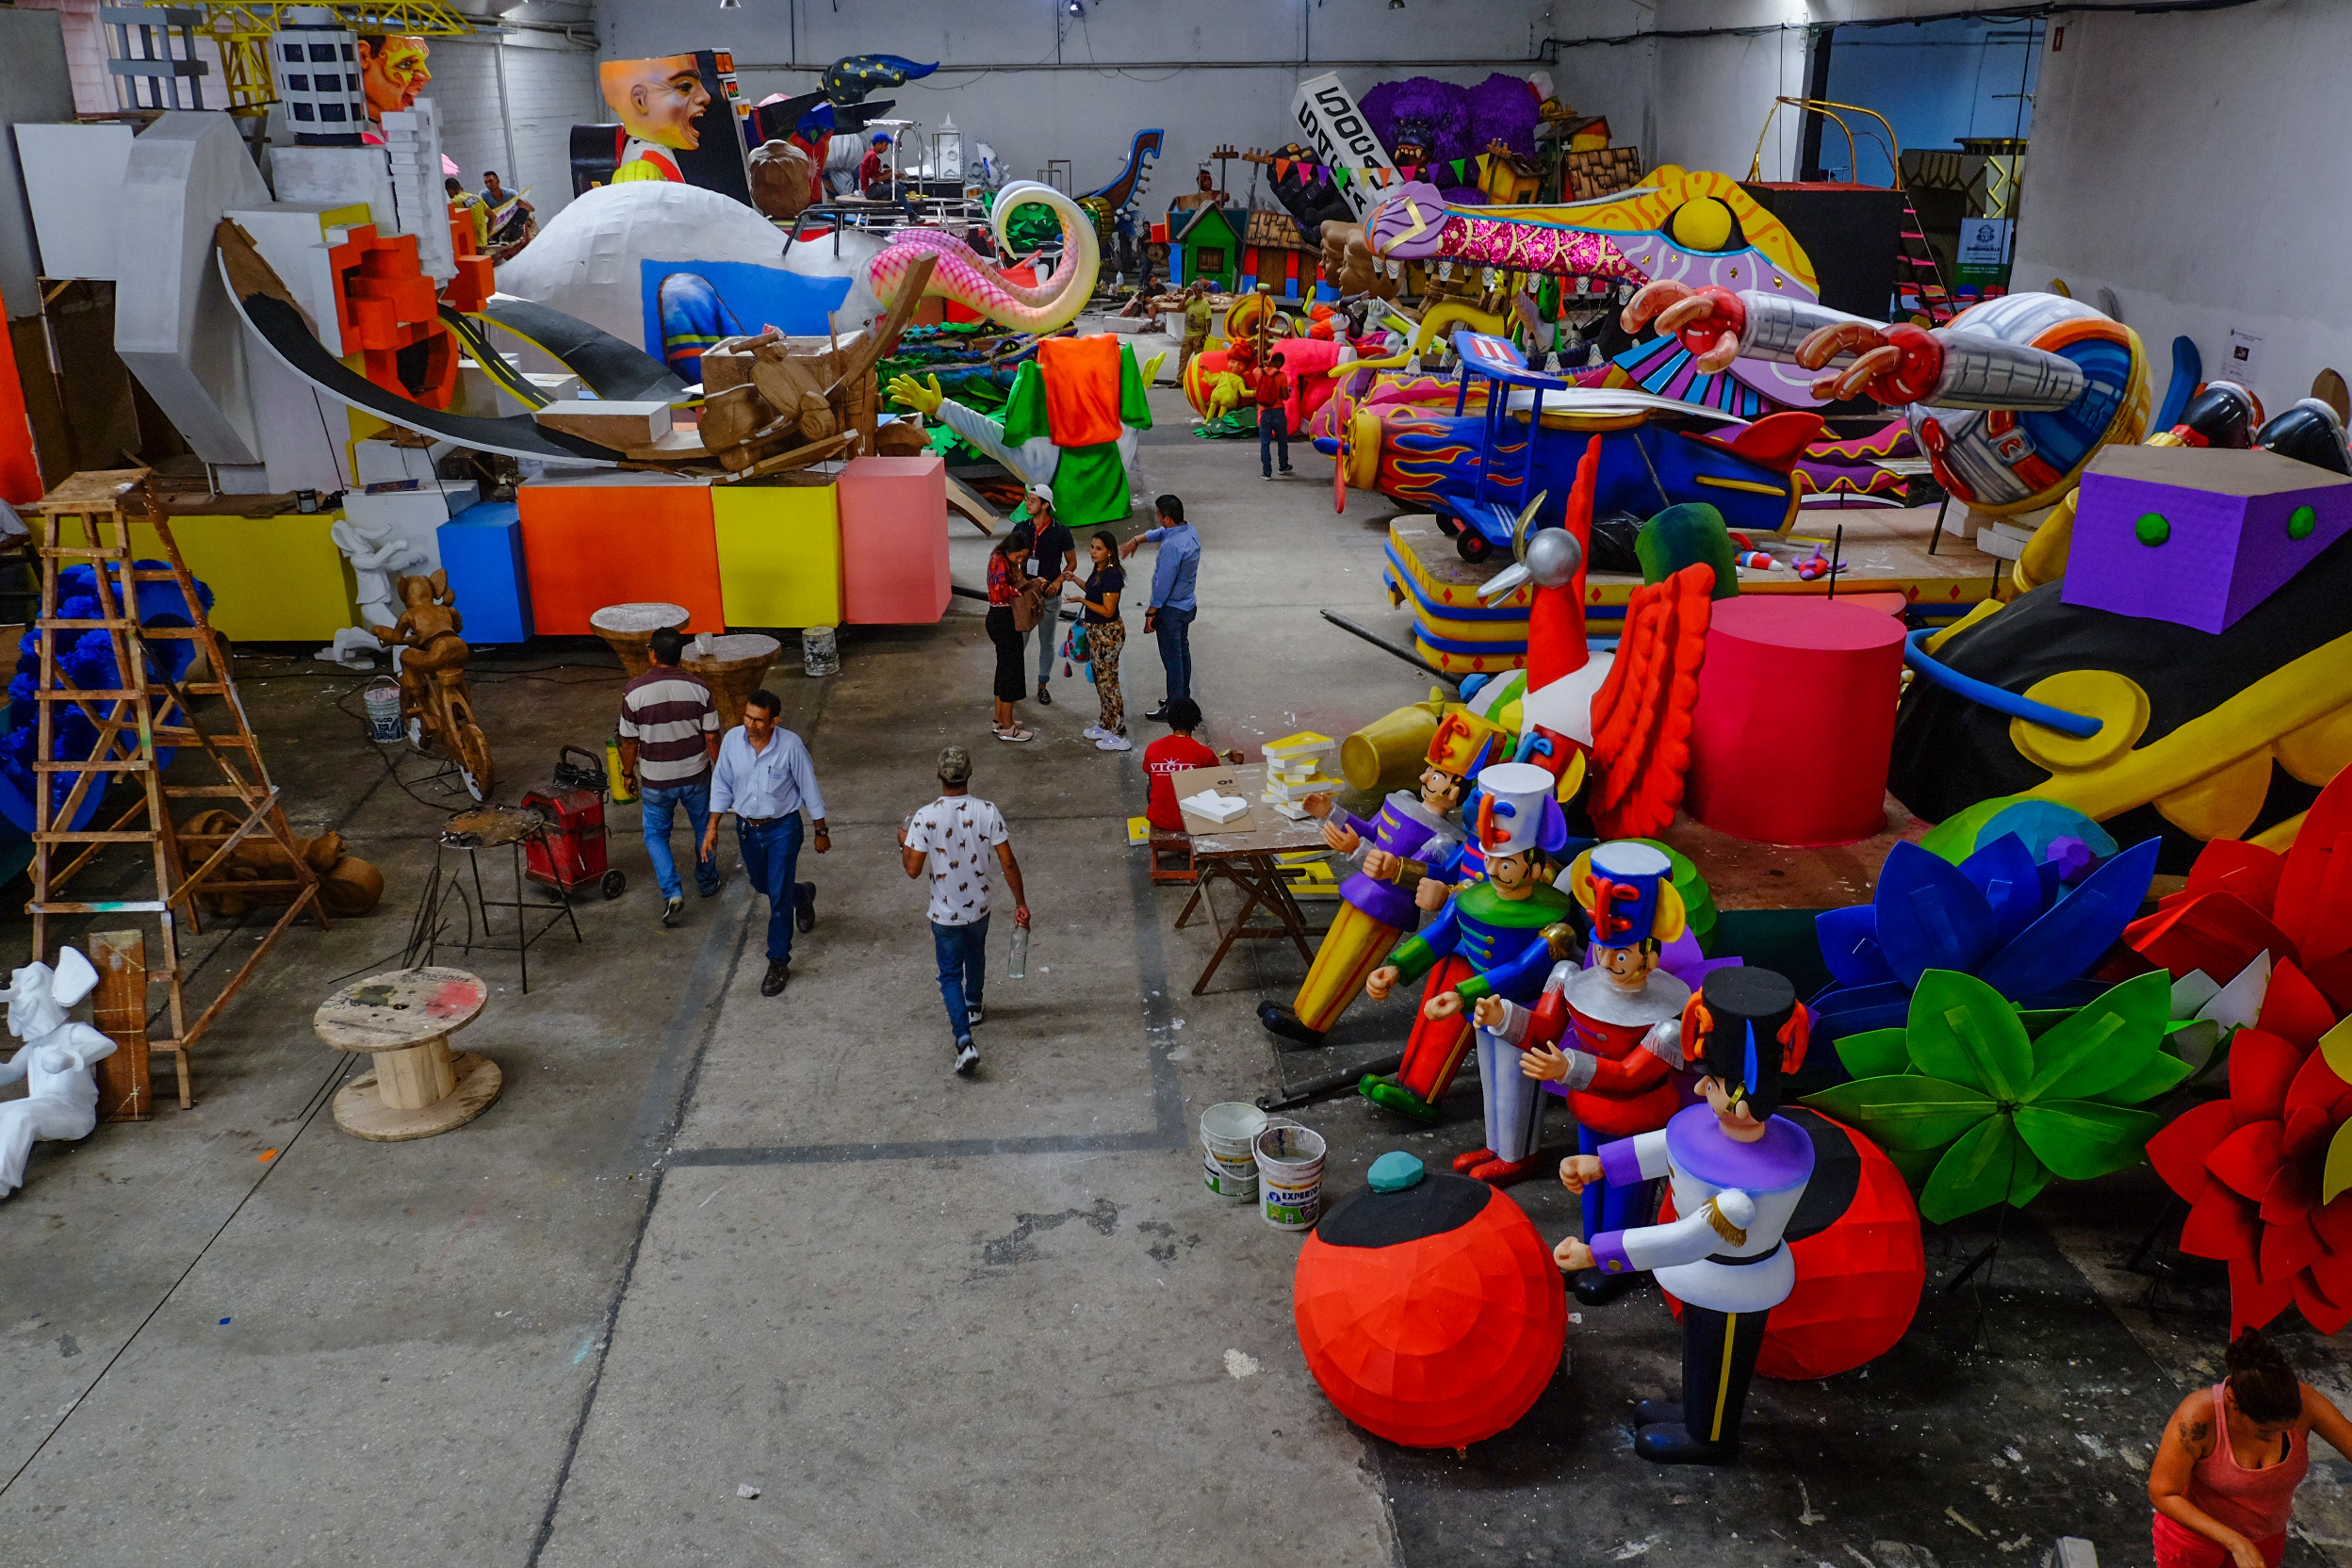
[
  {"left": 1120, "top": 493, "right": 1200, "bottom": 723},
  {"left": 899, "top": 745, "right": 1028, "bottom": 1077},
  {"left": 617, "top": 627, "right": 721, "bottom": 926},
  {"left": 702, "top": 690, "right": 829, "bottom": 997}
]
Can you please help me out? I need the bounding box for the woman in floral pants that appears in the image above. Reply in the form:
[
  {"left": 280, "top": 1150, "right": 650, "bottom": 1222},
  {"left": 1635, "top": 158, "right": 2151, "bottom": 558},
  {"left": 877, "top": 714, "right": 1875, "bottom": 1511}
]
[{"left": 1073, "top": 531, "right": 1131, "bottom": 752}]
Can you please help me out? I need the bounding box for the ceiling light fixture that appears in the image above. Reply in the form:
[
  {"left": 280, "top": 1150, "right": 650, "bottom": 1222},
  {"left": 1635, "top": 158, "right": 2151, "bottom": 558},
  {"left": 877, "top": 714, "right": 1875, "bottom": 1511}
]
[
  {"left": 1068, "top": 1, "right": 1085, "bottom": 14},
  {"left": 720, "top": 0, "right": 742, "bottom": 9}
]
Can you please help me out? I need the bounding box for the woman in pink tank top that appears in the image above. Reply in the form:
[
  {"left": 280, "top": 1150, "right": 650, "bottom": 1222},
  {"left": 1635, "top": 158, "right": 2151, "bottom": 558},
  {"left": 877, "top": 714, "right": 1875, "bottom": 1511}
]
[{"left": 2149, "top": 1328, "right": 2352, "bottom": 1567}]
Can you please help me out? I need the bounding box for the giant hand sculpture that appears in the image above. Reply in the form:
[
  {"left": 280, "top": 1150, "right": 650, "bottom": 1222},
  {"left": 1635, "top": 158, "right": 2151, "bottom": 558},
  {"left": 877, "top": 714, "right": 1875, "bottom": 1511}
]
[{"left": 0, "top": 947, "right": 116, "bottom": 1200}]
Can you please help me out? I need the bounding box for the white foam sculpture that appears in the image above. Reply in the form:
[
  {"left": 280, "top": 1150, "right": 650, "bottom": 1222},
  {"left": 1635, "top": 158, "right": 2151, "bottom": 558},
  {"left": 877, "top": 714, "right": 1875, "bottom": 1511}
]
[
  {"left": 495, "top": 180, "right": 886, "bottom": 354},
  {"left": 318, "top": 511, "right": 428, "bottom": 667},
  {"left": 0, "top": 949, "right": 115, "bottom": 1200}
]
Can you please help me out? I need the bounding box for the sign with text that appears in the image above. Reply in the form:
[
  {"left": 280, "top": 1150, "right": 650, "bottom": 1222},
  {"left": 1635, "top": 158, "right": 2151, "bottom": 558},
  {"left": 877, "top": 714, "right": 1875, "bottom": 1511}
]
[{"left": 1292, "top": 73, "right": 1398, "bottom": 222}]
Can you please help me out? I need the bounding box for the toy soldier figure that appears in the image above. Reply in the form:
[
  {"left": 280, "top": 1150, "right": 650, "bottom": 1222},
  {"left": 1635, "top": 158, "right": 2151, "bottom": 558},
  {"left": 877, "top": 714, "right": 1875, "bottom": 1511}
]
[{"left": 1556, "top": 967, "right": 1813, "bottom": 1463}]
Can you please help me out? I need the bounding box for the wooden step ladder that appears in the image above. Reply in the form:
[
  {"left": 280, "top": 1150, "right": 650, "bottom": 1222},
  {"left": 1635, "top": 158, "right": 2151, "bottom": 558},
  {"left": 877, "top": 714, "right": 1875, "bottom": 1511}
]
[{"left": 23, "top": 468, "right": 325, "bottom": 1109}]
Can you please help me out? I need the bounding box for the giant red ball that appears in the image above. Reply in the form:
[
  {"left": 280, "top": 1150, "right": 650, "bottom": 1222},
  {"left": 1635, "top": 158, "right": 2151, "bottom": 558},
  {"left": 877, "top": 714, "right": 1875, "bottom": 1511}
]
[{"left": 1294, "top": 1172, "right": 1566, "bottom": 1448}]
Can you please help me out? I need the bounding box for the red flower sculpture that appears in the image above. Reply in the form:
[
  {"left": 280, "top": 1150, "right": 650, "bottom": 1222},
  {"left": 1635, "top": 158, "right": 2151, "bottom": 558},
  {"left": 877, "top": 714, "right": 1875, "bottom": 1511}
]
[
  {"left": 2147, "top": 958, "right": 2352, "bottom": 1333},
  {"left": 2126, "top": 766, "right": 2352, "bottom": 1014}
]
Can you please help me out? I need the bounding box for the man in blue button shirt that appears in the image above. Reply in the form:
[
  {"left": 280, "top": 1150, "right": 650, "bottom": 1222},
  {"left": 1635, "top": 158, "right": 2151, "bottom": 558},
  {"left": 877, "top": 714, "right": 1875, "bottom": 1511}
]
[
  {"left": 701, "top": 690, "right": 830, "bottom": 996},
  {"left": 1119, "top": 493, "right": 1200, "bottom": 723}
]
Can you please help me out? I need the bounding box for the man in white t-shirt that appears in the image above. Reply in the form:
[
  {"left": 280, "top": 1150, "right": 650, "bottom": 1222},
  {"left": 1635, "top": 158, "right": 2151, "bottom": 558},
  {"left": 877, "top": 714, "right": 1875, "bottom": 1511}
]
[{"left": 898, "top": 745, "right": 1028, "bottom": 1076}]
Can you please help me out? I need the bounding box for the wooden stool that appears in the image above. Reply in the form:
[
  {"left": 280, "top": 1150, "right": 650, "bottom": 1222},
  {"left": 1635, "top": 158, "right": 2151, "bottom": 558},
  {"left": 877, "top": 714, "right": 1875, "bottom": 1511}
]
[
  {"left": 590, "top": 601, "right": 691, "bottom": 679},
  {"left": 1149, "top": 831, "right": 1198, "bottom": 886},
  {"left": 681, "top": 632, "right": 781, "bottom": 732},
  {"left": 314, "top": 967, "right": 499, "bottom": 1141}
]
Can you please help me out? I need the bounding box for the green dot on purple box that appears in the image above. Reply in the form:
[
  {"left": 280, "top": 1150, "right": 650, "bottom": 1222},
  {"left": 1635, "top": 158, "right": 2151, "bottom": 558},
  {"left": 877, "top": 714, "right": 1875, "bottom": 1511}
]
[
  {"left": 2290, "top": 504, "right": 2317, "bottom": 540},
  {"left": 2134, "top": 513, "right": 2170, "bottom": 546}
]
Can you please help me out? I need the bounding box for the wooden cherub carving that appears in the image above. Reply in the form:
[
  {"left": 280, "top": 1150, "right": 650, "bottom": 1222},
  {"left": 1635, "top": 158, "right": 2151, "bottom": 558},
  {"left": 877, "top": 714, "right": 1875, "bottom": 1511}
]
[{"left": 370, "top": 570, "right": 471, "bottom": 742}]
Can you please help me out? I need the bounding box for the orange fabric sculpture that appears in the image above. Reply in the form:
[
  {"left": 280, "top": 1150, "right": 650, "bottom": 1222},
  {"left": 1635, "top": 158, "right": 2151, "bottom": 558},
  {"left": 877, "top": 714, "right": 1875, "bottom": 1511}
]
[
  {"left": 1295, "top": 1165, "right": 1565, "bottom": 1449},
  {"left": 1035, "top": 334, "right": 1125, "bottom": 448},
  {"left": 1586, "top": 563, "right": 1715, "bottom": 839}
]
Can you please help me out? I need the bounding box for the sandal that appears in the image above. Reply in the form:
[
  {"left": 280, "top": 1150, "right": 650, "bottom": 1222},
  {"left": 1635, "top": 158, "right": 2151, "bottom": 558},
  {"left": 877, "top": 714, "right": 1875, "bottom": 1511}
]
[{"left": 993, "top": 726, "right": 1035, "bottom": 743}]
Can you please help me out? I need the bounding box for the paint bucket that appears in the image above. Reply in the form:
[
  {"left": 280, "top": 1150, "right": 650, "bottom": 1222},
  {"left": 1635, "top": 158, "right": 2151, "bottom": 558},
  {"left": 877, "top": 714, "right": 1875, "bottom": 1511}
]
[
  {"left": 802, "top": 625, "right": 841, "bottom": 678},
  {"left": 1200, "top": 1101, "right": 1266, "bottom": 1201},
  {"left": 1255, "top": 1123, "right": 1328, "bottom": 1231},
  {"left": 363, "top": 677, "right": 403, "bottom": 743}
]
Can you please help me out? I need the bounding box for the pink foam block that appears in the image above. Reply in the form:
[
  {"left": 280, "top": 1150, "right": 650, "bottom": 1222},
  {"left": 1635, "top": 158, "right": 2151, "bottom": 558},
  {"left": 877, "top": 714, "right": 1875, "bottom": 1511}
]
[
  {"left": 1684, "top": 596, "right": 1907, "bottom": 846},
  {"left": 838, "top": 455, "right": 950, "bottom": 625}
]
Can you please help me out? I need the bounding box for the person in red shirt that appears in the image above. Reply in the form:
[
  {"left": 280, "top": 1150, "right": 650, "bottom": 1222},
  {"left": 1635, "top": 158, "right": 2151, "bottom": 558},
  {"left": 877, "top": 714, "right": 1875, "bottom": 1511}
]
[
  {"left": 1254, "top": 355, "right": 1294, "bottom": 480},
  {"left": 858, "top": 133, "right": 891, "bottom": 198},
  {"left": 1142, "top": 697, "right": 1242, "bottom": 833}
]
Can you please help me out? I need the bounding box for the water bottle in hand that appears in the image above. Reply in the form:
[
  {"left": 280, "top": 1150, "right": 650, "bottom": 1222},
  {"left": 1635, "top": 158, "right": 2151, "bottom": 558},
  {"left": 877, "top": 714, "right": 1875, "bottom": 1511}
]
[{"left": 1008, "top": 922, "right": 1030, "bottom": 980}]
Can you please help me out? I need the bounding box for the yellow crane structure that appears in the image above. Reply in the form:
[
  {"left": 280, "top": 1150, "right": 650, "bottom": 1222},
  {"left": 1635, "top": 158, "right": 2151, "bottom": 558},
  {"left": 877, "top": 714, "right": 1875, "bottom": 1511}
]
[{"left": 138, "top": 1, "right": 479, "bottom": 117}]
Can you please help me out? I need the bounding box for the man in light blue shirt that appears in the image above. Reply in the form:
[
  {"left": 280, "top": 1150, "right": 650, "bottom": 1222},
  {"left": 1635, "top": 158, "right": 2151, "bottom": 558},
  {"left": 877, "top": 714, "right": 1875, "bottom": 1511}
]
[
  {"left": 701, "top": 690, "right": 829, "bottom": 996},
  {"left": 1119, "top": 493, "right": 1200, "bottom": 722}
]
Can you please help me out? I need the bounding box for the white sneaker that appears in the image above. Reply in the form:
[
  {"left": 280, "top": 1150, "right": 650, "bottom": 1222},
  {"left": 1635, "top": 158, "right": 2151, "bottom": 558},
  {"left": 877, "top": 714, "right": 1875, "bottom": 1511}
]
[
  {"left": 1095, "top": 733, "right": 1134, "bottom": 751},
  {"left": 965, "top": 1004, "right": 985, "bottom": 1027},
  {"left": 1083, "top": 725, "right": 1105, "bottom": 741},
  {"left": 954, "top": 1040, "right": 980, "bottom": 1076}
]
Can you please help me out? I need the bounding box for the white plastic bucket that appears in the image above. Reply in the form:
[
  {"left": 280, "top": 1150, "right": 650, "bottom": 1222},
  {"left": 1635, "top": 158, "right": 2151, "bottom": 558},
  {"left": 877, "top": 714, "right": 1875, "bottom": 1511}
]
[
  {"left": 802, "top": 625, "right": 841, "bottom": 678},
  {"left": 1200, "top": 1102, "right": 1266, "bottom": 1202},
  {"left": 1203, "top": 1153, "right": 1256, "bottom": 1201},
  {"left": 1255, "top": 1123, "right": 1327, "bottom": 1231},
  {"left": 363, "top": 678, "right": 403, "bottom": 743}
]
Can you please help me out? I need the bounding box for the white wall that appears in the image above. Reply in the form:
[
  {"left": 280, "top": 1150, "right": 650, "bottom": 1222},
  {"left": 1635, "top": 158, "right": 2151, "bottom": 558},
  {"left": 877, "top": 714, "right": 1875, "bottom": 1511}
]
[
  {"left": 2013, "top": 0, "right": 2352, "bottom": 416},
  {"left": 427, "top": 30, "right": 603, "bottom": 222},
  {"left": 594, "top": 0, "right": 1640, "bottom": 218}
]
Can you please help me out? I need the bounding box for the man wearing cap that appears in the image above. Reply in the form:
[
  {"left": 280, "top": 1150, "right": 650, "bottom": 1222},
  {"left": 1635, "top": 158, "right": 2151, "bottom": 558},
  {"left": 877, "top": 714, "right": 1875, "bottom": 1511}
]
[
  {"left": 899, "top": 745, "right": 1029, "bottom": 1077},
  {"left": 1481, "top": 839, "right": 1693, "bottom": 1303},
  {"left": 1011, "top": 485, "right": 1077, "bottom": 708},
  {"left": 1558, "top": 968, "right": 1814, "bottom": 1464},
  {"left": 1261, "top": 709, "right": 1501, "bottom": 1052},
  {"left": 858, "top": 132, "right": 892, "bottom": 198},
  {"left": 1365, "top": 762, "right": 1576, "bottom": 1186}
]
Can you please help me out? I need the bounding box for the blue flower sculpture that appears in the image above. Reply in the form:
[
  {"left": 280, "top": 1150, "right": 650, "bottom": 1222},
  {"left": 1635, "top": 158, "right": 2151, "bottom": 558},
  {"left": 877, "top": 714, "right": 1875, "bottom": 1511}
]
[{"left": 1812, "top": 831, "right": 2161, "bottom": 1038}]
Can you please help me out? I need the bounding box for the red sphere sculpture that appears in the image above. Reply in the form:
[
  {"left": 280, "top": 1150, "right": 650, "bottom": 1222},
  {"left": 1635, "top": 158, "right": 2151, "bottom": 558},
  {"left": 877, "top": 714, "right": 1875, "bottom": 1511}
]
[
  {"left": 1661, "top": 1107, "right": 1924, "bottom": 1379},
  {"left": 1294, "top": 1166, "right": 1566, "bottom": 1448}
]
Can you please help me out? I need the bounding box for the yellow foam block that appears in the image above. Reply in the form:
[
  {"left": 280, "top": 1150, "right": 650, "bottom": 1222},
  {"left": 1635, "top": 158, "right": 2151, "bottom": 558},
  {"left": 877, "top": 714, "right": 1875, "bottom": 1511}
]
[
  {"left": 129, "top": 512, "right": 351, "bottom": 643},
  {"left": 1126, "top": 814, "right": 1152, "bottom": 845},
  {"left": 712, "top": 480, "right": 841, "bottom": 629}
]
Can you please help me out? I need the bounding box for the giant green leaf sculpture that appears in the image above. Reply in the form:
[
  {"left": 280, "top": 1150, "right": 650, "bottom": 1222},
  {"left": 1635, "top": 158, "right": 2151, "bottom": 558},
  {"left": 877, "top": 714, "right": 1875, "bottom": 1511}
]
[{"left": 1803, "top": 969, "right": 2191, "bottom": 1223}]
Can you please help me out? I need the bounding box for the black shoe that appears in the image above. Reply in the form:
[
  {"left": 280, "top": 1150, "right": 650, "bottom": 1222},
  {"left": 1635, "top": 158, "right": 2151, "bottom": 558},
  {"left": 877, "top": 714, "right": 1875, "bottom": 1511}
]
[
  {"left": 760, "top": 959, "right": 791, "bottom": 997},
  {"left": 1279, "top": 466, "right": 1296, "bottom": 476},
  {"left": 1143, "top": 702, "right": 1172, "bottom": 724},
  {"left": 1635, "top": 1421, "right": 1738, "bottom": 1465},
  {"left": 661, "top": 896, "right": 683, "bottom": 928},
  {"left": 793, "top": 881, "right": 816, "bottom": 934},
  {"left": 954, "top": 1039, "right": 980, "bottom": 1076},
  {"left": 1037, "top": 683, "right": 1053, "bottom": 706},
  {"left": 1632, "top": 1398, "right": 1680, "bottom": 1429},
  {"left": 1574, "top": 1266, "right": 1645, "bottom": 1305},
  {"left": 1257, "top": 1001, "right": 1326, "bottom": 1047}
]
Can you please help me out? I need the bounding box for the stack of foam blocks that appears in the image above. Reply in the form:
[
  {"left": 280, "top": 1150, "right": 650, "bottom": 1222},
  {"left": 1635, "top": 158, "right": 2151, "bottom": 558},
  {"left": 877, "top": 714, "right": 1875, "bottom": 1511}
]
[{"left": 1262, "top": 731, "right": 1340, "bottom": 820}]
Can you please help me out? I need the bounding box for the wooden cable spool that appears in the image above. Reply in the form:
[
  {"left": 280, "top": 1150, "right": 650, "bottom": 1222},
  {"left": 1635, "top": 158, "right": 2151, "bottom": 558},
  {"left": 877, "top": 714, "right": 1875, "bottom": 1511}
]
[
  {"left": 681, "top": 633, "right": 783, "bottom": 732},
  {"left": 590, "top": 601, "right": 691, "bottom": 678}
]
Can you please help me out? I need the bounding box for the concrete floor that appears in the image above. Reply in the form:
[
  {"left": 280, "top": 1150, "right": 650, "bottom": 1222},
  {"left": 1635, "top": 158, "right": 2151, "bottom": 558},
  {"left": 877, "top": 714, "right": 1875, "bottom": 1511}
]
[{"left": 3, "top": 344, "right": 2350, "bottom": 1566}]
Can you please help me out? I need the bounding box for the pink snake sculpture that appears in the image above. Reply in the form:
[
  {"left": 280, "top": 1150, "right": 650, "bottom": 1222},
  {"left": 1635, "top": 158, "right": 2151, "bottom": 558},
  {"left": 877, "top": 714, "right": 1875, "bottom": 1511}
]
[{"left": 865, "top": 180, "right": 1100, "bottom": 334}]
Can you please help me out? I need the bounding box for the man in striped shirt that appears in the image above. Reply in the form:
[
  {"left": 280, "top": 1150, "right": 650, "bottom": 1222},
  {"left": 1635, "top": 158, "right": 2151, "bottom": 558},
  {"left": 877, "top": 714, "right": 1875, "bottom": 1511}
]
[{"left": 618, "top": 628, "right": 722, "bottom": 926}]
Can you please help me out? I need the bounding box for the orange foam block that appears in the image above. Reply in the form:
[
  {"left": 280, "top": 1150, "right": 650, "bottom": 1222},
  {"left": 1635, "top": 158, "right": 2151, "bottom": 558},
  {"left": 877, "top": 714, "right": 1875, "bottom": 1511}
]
[
  {"left": 517, "top": 473, "right": 724, "bottom": 635},
  {"left": 838, "top": 454, "right": 949, "bottom": 625}
]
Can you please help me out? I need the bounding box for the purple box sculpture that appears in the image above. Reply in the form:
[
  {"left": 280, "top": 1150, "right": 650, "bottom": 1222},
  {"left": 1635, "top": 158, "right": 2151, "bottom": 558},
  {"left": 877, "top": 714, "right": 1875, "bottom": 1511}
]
[{"left": 2064, "top": 444, "right": 2352, "bottom": 632}]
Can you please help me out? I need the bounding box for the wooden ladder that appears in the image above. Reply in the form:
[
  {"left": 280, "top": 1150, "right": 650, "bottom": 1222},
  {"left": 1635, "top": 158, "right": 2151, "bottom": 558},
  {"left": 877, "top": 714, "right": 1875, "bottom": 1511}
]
[{"left": 24, "top": 468, "right": 326, "bottom": 1108}]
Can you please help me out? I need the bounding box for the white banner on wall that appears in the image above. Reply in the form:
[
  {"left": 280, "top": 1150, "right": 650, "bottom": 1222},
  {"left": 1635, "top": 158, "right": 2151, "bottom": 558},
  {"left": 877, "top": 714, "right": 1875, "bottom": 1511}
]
[{"left": 1291, "top": 72, "right": 1398, "bottom": 223}]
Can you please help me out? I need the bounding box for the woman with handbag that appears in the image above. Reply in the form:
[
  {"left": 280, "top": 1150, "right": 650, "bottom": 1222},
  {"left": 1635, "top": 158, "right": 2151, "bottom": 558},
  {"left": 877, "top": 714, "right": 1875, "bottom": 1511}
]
[
  {"left": 1070, "top": 530, "right": 1130, "bottom": 752},
  {"left": 987, "top": 534, "right": 1040, "bottom": 742}
]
